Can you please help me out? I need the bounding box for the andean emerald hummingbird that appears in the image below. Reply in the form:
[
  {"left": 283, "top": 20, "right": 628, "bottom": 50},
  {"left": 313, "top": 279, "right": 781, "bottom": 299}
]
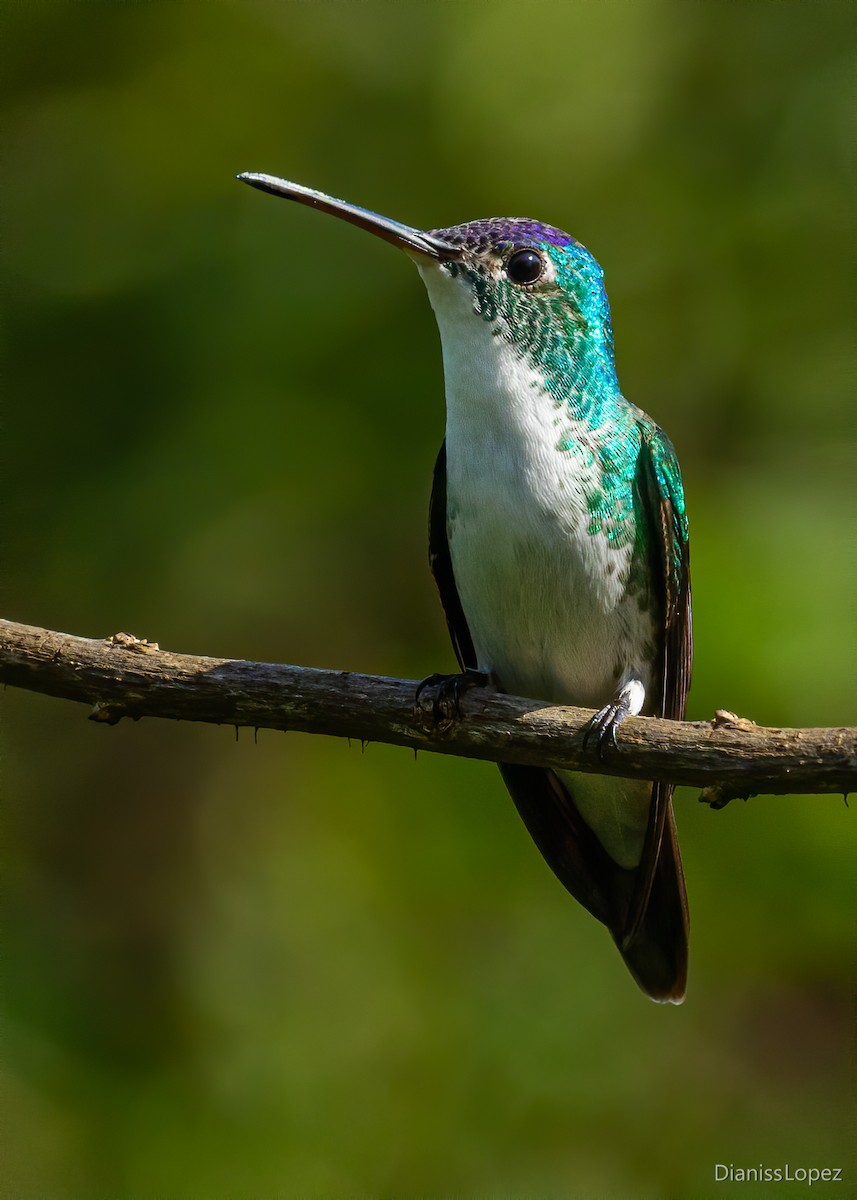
[{"left": 238, "top": 173, "right": 692, "bottom": 1003}]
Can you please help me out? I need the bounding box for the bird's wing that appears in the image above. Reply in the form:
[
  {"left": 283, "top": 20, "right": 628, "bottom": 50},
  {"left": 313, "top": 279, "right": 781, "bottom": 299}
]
[
  {"left": 623, "top": 424, "right": 692, "bottom": 946},
  {"left": 428, "top": 441, "right": 477, "bottom": 671},
  {"left": 640, "top": 425, "right": 693, "bottom": 723}
]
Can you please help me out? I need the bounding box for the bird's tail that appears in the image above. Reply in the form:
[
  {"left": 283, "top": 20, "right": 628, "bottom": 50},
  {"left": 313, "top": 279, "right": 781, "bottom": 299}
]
[{"left": 498, "top": 763, "right": 688, "bottom": 1003}]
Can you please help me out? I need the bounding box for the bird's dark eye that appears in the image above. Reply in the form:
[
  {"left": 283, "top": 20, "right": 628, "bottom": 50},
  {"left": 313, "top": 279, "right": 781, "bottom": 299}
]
[{"left": 505, "top": 248, "right": 544, "bottom": 286}]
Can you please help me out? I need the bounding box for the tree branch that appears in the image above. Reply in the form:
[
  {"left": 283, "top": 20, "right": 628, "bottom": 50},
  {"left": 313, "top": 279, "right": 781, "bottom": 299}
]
[{"left": 1, "top": 618, "right": 854, "bottom": 802}]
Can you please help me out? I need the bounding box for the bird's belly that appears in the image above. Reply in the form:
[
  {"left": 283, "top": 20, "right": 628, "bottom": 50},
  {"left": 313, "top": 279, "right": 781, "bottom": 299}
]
[
  {"left": 448, "top": 483, "right": 655, "bottom": 711},
  {"left": 449, "top": 500, "right": 657, "bottom": 869}
]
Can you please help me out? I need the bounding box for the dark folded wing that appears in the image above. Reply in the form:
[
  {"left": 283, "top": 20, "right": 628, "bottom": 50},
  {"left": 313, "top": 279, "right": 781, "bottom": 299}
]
[
  {"left": 428, "top": 441, "right": 477, "bottom": 671},
  {"left": 624, "top": 425, "right": 692, "bottom": 946},
  {"left": 639, "top": 425, "right": 693, "bottom": 723}
]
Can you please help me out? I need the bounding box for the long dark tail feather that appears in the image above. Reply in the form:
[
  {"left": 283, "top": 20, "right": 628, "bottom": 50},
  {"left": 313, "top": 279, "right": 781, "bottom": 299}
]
[
  {"left": 619, "top": 804, "right": 688, "bottom": 1003},
  {"left": 499, "top": 763, "right": 688, "bottom": 1003}
]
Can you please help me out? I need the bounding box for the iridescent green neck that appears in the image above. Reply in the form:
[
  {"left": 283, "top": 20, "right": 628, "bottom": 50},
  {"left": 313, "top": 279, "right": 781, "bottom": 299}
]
[{"left": 446, "top": 242, "right": 622, "bottom": 426}]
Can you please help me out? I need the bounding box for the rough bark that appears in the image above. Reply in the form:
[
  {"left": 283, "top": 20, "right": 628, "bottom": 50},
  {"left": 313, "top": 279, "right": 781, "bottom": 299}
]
[{"left": 1, "top": 618, "right": 854, "bottom": 804}]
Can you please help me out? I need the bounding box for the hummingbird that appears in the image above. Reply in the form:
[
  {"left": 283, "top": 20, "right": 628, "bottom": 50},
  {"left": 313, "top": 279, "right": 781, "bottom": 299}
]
[{"left": 238, "top": 173, "right": 692, "bottom": 1003}]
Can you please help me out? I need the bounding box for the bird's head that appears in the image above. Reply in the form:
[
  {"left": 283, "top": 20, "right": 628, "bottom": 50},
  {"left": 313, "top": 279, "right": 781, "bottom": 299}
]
[{"left": 238, "top": 175, "right": 617, "bottom": 402}]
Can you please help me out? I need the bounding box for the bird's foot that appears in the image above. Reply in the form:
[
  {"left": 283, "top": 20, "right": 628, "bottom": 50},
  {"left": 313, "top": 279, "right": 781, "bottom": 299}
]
[
  {"left": 583, "top": 680, "right": 645, "bottom": 760},
  {"left": 415, "top": 668, "right": 490, "bottom": 730},
  {"left": 583, "top": 699, "right": 630, "bottom": 757}
]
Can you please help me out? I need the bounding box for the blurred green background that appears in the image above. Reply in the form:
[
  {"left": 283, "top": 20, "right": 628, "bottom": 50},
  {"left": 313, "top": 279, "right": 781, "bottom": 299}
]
[{"left": 2, "top": 2, "right": 853, "bottom": 1197}]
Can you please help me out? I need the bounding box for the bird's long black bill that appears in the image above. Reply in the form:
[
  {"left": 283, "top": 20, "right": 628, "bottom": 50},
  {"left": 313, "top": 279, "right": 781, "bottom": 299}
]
[{"left": 237, "top": 173, "right": 463, "bottom": 261}]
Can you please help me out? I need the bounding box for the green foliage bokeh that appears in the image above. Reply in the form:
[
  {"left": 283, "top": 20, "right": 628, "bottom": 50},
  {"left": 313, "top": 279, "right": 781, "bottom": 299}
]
[{"left": 2, "top": 2, "right": 853, "bottom": 1197}]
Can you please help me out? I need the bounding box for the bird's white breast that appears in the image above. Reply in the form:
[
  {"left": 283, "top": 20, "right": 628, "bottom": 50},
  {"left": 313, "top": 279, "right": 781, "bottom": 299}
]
[{"left": 419, "top": 261, "right": 654, "bottom": 711}]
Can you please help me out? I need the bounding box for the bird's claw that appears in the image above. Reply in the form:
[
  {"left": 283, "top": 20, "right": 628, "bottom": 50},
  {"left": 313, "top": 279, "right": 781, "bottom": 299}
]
[
  {"left": 415, "top": 669, "right": 489, "bottom": 729},
  {"left": 583, "top": 698, "right": 631, "bottom": 759}
]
